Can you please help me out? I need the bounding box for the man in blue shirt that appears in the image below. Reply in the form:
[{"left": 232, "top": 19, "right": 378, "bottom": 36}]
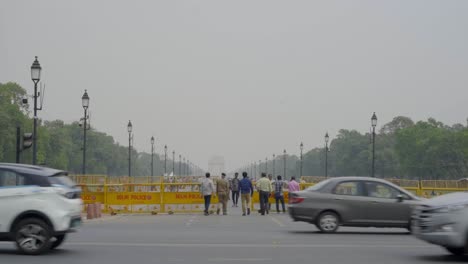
[{"left": 239, "top": 172, "right": 254, "bottom": 216}]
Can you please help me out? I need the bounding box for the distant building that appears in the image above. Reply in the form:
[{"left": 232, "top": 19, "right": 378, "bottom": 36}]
[{"left": 208, "top": 156, "right": 225, "bottom": 177}]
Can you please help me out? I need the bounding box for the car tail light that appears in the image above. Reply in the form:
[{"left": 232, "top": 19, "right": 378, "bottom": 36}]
[{"left": 290, "top": 197, "right": 304, "bottom": 204}]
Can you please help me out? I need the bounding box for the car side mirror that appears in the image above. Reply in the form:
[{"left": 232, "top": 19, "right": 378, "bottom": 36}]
[{"left": 397, "top": 194, "right": 404, "bottom": 203}]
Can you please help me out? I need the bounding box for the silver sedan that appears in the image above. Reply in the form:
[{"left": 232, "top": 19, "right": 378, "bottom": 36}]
[{"left": 288, "top": 177, "right": 421, "bottom": 233}]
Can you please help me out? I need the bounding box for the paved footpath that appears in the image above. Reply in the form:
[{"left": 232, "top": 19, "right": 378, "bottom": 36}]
[{"left": 0, "top": 205, "right": 466, "bottom": 263}]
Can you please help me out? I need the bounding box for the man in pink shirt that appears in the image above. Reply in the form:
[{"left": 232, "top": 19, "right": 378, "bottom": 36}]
[{"left": 288, "top": 176, "right": 300, "bottom": 192}]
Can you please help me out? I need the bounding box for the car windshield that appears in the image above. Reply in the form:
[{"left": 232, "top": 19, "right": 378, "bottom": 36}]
[
  {"left": 305, "top": 179, "right": 332, "bottom": 191},
  {"left": 48, "top": 175, "right": 77, "bottom": 188}
]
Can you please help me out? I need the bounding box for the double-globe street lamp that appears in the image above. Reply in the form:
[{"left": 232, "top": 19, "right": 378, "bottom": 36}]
[
  {"left": 371, "top": 112, "right": 378, "bottom": 178},
  {"left": 127, "top": 121, "right": 133, "bottom": 177},
  {"left": 325, "top": 132, "right": 329, "bottom": 177},
  {"left": 30, "top": 57, "right": 42, "bottom": 165},
  {"left": 81, "top": 90, "right": 90, "bottom": 174}
]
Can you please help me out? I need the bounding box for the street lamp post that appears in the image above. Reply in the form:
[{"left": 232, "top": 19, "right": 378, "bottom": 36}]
[
  {"left": 172, "top": 151, "right": 175, "bottom": 175},
  {"left": 164, "top": 145, "right": 168, "bottom": 175},
  {"left": 179, "top": 155, "right": 182, "bottom": 176},
  {"left": 273, "top": 154, "right": 276, "bottom": 177},
  {"left": 325, "top": 132, "right": 329, "bottom": 177},
  {"left": 127, "top": 121, "right": 133, "bottom": 177},
  {"left": 81, "top": 90, "right": 90, "bottom": 175},
  {"left": 30, "top": 57, "right": 42, "bottom": 165},
  {"left": 254, "top": 162, "right": 257, "bottom": 180},
  {"left": 265, "top": 157, "right": 268, "bottom": 174},
  {"left": 371, "top": 112, "right": 378, "bottom": 178},
  {"left": 151, "top": 136, "right": 155, "bottom": 177},
  {"left": 183, "top": 157, "right": 186, "bottom": 175},
  {"left": 283, "top": 149, "right": 287, "bottom": 179},
  {"left": 300, "top": 142, "right": 303, "bottom": 177}
]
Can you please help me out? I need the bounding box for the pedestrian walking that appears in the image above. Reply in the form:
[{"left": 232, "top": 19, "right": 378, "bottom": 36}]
[
  {"left": 256, "top": 173, "right": 272, "bottom": 215},
  {"left": 288, "top": 176, "right": 300, "bottom": 192},
  {"left": 231, "top": 172, "right": 240, "bottom": 207},
  {"left": 268, "top": 174, "right": 274, "bottom": 211},
  {"left": 239, "top": 172, "right": 253, "bottom": 216},
  {"left": 216, "top": 173, "right": 230, "bottom": 215},
  {"left": 274, "top": 175, "right": 287, "bottom": 213},
  {"left": 200, "top": 173, "right": 215, "bottom": 216}
]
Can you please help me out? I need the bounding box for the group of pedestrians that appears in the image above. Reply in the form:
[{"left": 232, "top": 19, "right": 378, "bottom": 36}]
[{"left": 200, "top": 171, "right": 301, "bottom": 216}]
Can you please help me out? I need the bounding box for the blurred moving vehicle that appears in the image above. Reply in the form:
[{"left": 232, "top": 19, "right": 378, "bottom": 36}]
[
  {"left": 288, "top": 177, "right": 421, "bottom": 233},
  {"left": 0, "top": 163, "right": 82, "bottom": 255},
  {"left": 412, "top": 192, "right": 468, "bottom": 256}
]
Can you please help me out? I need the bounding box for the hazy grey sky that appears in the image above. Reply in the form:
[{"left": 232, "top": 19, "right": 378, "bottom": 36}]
[{"left": 1, "top": 0, "right": 467, "bottom": 171}]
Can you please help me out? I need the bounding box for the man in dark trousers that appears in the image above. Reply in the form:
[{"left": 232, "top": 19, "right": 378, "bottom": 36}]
[
  {"left": 256, "top": 173, "right": 272, "bottom": 215},
  {"left": 274, "top": 175, "right": 287, "bottom": 213},
  {"left": 231, "top": 172, "right": 240, "bottom": 207}
]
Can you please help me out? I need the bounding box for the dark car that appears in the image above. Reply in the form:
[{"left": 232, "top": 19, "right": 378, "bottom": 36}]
[{"left": 289, "top": 177, "right": 421, "bottom": 233}]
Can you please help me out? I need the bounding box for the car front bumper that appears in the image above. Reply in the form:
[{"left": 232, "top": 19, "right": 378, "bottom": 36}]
[{"left": 412, "top": 211, "right": 466, "bottom": 248}]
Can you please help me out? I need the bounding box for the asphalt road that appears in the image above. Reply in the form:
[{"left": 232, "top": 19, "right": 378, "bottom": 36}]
[{"left": 0, "top": 206, "right": 466, "bottom": 264}]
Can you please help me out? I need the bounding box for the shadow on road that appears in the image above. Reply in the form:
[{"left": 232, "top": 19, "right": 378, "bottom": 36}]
[
  {"left": 288, "top": 230, "right": 410, "bottom": 235},
  {"left": 415, "top": 255, "right": 468, "bottom": 263},
  {"left": 0, "top": 248, "right": 76, "bottom": 256}
]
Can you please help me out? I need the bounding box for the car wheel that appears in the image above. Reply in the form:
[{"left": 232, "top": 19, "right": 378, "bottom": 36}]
[
  {"left": 14, "top": 218, "right": 52, "bottom": 255},
  {"left": 445, "top": 247, "right": 466, "bottom": 256},
  {"left": 51, "top": 234, "right": 66, "bottom": 249},
  {"left": 317, "top": 211, "right": 340, "bottom": 233}
]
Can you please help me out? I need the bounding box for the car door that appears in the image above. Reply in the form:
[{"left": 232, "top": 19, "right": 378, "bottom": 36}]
[
  {"left": 363, "top": 181, "right": 413, "bottom": 226},
  {"left": 329, "top": 181, "right": 370, "bottom": 224},
  {"left": 0, "top": 169, "right": 30, "bottom": 232}
]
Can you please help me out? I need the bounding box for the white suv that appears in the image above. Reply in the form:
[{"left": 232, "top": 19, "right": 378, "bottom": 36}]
[{"left": 0, "top": 163, "right": 82, "bottom": 255}]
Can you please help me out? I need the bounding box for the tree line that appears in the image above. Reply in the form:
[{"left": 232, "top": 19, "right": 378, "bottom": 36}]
[
  {"left": 243, "top": 118, "right": 468, "bottom": 180},
  {"left": 0, "top": 82, "right": 194, "bottom": 176},
  {"left": 2, "top": 82, "right": 467, "bottom": 179}
]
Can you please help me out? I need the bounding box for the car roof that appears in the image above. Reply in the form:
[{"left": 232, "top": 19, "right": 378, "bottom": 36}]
[
  {"left": 0, "top": 163, "right": 67, "bottom": 177},
  {"left": 328, "top": 176, "right": 394, "bottom": 182}
]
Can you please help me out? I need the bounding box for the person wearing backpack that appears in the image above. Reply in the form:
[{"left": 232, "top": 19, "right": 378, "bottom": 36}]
[
  {"left": 274, "top": 175, "right": 287, "bottom": 213},
  {"left": 231, "top": 173, "right": 241, "bottom": 207}
]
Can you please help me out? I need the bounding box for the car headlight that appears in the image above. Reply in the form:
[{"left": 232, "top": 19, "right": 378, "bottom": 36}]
[{"left": 432, "top": 204, "right": 468, "bottom": 213}]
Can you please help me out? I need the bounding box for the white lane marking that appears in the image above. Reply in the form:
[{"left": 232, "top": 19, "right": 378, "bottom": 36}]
[
  {"left": 67, "top": 242, "right": 431, "bottom": 249},
  {"left": 270, "top": 217, "right": 285, "bottom": 227},
  {"left": 208, "top": 258, "right": 272, "bottom": 262}
]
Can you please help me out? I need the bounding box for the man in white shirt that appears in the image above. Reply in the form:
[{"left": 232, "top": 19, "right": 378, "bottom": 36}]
[{"left": 200, "top": 173, "right": 215, "bottom": 216}]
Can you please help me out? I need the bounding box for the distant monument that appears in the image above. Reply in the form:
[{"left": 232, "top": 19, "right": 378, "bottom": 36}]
[{"left": 208, "top": 156, "right": 225, "bottom": 177}]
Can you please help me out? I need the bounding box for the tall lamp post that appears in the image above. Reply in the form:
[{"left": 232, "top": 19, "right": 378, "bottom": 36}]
[
  {"left": 254, "top": 162, "right": 257, "bottom": 180},
  {"left": 179, "top": 154, "right": 182, "bottom": 176},
  {"left": 127, "top": 121, "right": 133, "bottom": 177},
  {"left": 300, "top": 142, "right": 304, "bottom": 177},
  {"left": 265, "top": 157, "right": 268, "bottom": 174},
  {"left": 183, "top": 157, "right": 186, "bottom": 175},
  {"left": 371, "top": 112, "right": 378, "bottom": 178},
  {"left": 30, "top": 57, "right": 42, "bottom": 165},
  {"left": 325, "top": 132, "right": 329, "bottom": 177},
  {"left": 151, "top": 136, "right": 155, "bottom": 176},
  {"left": 273, "top": 154, "right": 276, "bottom": 177},
  {"left": 164, "top": 145, "right": 168, "bottom": 175},
  {"left": 172, "top": 151, "right": 175, "bottom": 175},
  {"left": 81, "top": 90, "right": 90, "bottom": 174},
  {"left": 283, "top": 149, "right": 287, "bottom": 179}
]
